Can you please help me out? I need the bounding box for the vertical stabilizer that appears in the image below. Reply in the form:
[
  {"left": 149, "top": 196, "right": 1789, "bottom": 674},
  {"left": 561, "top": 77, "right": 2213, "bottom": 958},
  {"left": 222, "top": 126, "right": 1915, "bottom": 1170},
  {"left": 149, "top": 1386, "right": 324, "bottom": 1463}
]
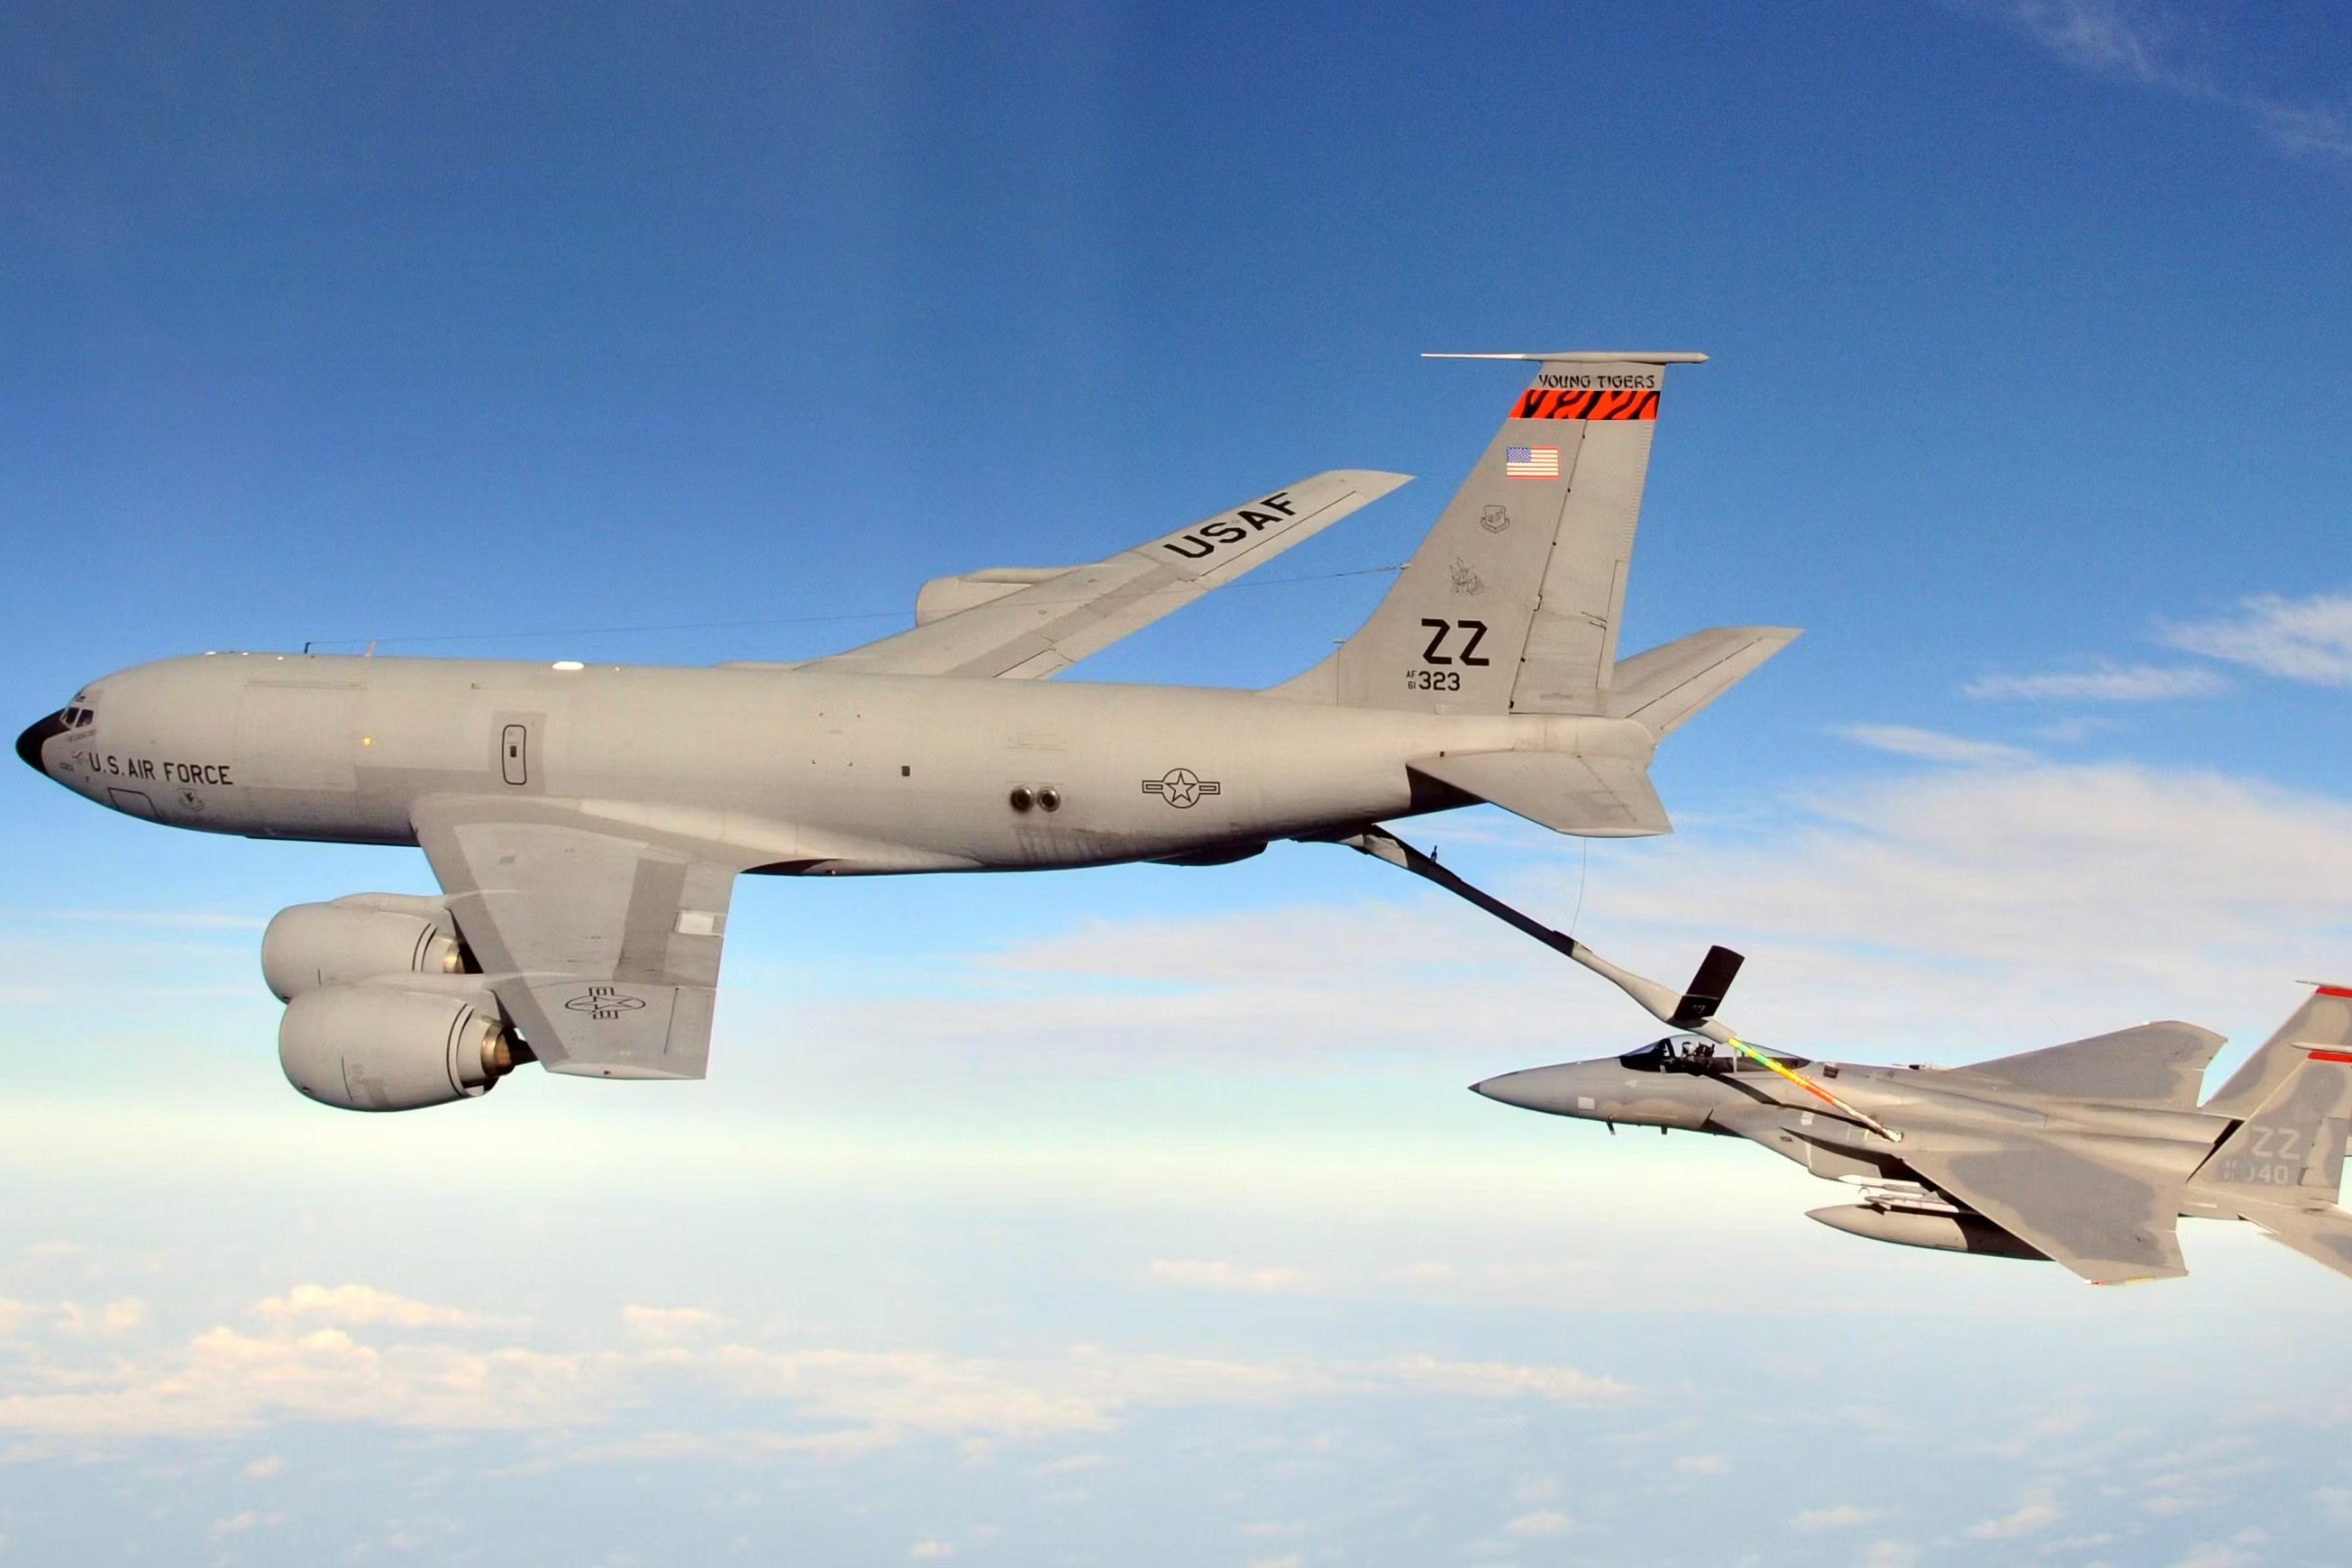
[
  {"left": 1321, "top": 352, "right": 1704, "bottom": 715},
  {"left": 2202, "top": 986, "right": 2352, "bottom": 1118},
  {"left": 2191, "top": 1047, "right": 2352, "bottom": 1203}
]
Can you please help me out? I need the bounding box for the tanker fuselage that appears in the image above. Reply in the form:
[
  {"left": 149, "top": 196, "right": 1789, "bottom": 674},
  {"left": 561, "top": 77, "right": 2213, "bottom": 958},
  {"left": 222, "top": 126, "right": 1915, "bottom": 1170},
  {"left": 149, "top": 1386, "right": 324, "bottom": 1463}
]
[{"left": 20, "top": 652, "right": 1653, "bottom": 873}]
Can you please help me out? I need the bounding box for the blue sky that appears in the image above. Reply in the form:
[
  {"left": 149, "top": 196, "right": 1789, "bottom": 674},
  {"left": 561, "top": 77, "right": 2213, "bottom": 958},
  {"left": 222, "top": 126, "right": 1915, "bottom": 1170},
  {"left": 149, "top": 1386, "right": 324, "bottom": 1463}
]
[{"left": 6, "top": 3, "right": 2352, "bottom": 1563}]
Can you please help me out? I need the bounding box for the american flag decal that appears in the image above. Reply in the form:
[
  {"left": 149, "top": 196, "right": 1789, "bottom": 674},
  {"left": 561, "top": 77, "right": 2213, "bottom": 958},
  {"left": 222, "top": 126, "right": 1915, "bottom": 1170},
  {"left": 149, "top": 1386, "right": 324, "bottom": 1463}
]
[
  {"left": 1511, "top": 387, "right": 1660, "bottom": 421},
  {"left": 1504, "top": 445, "right": 1560, "bottom": 479}
]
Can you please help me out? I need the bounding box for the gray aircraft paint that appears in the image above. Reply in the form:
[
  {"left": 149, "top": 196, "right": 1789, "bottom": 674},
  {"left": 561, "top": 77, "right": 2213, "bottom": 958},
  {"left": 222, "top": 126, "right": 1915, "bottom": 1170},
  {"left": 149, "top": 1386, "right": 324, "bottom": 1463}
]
[
  {"left": 18, "top": 357, "right": 1797, "bottom": 1102},
  {"left": 1347, "top": 825, "right": 2352, "bottom": 1288},
  {"left": 1470, "top": 953, "right": 2352, "bottom": 1288}
]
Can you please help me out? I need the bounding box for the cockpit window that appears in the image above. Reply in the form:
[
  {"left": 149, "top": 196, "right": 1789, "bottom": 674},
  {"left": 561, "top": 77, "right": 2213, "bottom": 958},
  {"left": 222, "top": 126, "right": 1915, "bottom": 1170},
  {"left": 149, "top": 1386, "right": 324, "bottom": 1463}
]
[
  {"left": 1619, "top": 1035, "right": 1725, "bottom": 1072},
  {"left": 1618, "top": 1035, "right": 1810, "bottom": 1075},
  {"left": 68, "top": 707, "right": 95, "bottom": 727}
]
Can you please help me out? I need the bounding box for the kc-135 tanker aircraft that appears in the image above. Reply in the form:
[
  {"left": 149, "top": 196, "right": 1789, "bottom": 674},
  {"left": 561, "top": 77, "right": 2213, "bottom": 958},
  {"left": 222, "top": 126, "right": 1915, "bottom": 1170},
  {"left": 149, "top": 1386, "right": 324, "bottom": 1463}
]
[
  {"left": 1344, "top": 832, "right": 2352, "bottom": 1288},
  {"left": 19, "top": 353, "right": 1796, "bottom": 1113}
]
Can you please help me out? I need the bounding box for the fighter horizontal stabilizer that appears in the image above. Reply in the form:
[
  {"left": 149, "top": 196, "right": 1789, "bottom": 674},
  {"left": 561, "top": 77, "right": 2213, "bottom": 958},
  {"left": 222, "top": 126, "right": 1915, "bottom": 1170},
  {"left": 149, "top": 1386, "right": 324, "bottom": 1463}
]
[
  {"left": 2238, "top": 1202, "right": 2352, "bottom": 1281},
  {"left": 1407, "top": 752, "right": 1669, "bottom": 839},
  {"left": 805, "top": 469, "right": 1410, "bottom": 680}
]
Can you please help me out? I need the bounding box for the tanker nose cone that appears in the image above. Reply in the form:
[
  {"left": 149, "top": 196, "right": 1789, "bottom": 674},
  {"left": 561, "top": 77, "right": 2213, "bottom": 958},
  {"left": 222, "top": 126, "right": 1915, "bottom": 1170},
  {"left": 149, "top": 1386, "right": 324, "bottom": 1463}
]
[{"left": 16, "top": 711, "right": 68, "bottom": 774}]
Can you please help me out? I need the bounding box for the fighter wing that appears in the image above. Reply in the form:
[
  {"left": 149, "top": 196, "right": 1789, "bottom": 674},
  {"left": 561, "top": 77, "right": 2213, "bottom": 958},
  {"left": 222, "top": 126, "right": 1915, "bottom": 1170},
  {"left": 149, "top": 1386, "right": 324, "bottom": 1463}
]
[
  {"left": 1899, "top": 1135, "right": 2189, "bottom": 1285},
  {"left": 802, "top": 469, "right": 1410, "bottom": 679},
  {"left": 1950, "top": 1021, "right": 2226, "bottom": 1110},
  {"left": 412, "top": 796, "right": 750, "bottom": 1080}
]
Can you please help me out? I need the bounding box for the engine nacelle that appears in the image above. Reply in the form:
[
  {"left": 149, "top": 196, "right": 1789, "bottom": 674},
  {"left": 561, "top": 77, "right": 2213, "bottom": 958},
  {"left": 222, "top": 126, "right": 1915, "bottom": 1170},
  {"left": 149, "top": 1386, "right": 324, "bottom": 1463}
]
[
  {"left": 262, "top": 894, "right": 465, "bottom": 1001},
  {"left": 279, "top": 986, "right": 516, "bottom": 1112},
  {"left": 913, "top": 566, "right": 1070, "bottom": 624}
]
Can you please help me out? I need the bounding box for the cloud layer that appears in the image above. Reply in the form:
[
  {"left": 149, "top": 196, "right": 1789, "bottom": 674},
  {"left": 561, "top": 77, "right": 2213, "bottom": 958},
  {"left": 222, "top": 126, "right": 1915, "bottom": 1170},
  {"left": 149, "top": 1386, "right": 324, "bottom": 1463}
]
[
  {"left": 1969, "top": 0, "right": 2352, "bottom": 160},
  {"left": 0, "top": 1284, "right": 1632, "bottom": 1457},
  {"left": 1963, "top": 664, "right": 2228, "bottom": 702},
  {"left": 2164, "top": 592, "right": 2352, "bottom": 687}
]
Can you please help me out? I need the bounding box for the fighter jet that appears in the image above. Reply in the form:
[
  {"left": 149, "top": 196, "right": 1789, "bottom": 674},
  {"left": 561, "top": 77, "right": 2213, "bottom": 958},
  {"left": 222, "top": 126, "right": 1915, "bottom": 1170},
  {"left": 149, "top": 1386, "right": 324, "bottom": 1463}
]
[
  {"left": 18, "top": 354, "right": 1797, "bottom": 1112},
  {"left": 1350, "top": 828, "right": 2352, "bottom": 1288}
]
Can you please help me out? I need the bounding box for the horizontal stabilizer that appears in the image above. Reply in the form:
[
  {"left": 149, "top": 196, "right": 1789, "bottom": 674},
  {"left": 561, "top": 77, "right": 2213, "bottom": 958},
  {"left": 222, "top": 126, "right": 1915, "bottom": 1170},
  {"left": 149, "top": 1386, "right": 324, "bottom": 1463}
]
[
  {"left": 2238, "top": 1201, "right": 2352, "bottom": 1281},
  {"left": 1408, "top": 752, "right": 1669, "bottom": 838},
  {"left": 1952, "top": 1022, "right": 2227, "bottom": 1110},
  {"left": 1609, "top": 627, "right": 1801, "bottom": 738}
]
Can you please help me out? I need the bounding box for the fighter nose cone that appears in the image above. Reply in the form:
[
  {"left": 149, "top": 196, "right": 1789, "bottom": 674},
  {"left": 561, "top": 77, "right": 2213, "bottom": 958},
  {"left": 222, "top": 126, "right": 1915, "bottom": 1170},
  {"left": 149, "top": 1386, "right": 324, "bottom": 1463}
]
[
  {"left": 1469, "top": 1064, "right": 1583, "bottom": 1115},
  {"left": 15, "top": 711, "right": 68, "bottom": 774}
]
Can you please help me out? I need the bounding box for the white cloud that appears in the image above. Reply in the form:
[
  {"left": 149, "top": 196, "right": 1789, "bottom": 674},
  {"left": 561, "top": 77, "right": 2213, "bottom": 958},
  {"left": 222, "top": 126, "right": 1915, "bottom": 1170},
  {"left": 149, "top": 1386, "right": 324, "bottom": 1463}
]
[
  {"left": 740, "top": 751, "right": 2352, "bottom": 1098},
  {"left": 242, "top": 1454, "right": 285, "bottom": 1480},
  {"left": 908, "top": 1542, "right": 956, "bottom": 1561},
  {"left": 1385, "top": 1354, "right": 1632, "bottom": 1406},
  {"left": 621, "top": 1306, "right": 725, "bottom": 1340},
  {"left": 54, "top": 1299, "right": 146, "bottom": 1335},
  {"left": 1143, "top": 1260, "right": 1315, "bottom": 1294},
  {"left": 1792, "top": 1503, "right": 1870, "bottom": 1531},
  {"left": 208, "top": 1510, "right": 279, "bottom": 1536},
  {"left": 1503, "top": 1509, "right": 1572, "bottom": 1538},
  {"left": 2164, "top": 592, "right": 2352, "bottom": 686},
  {"left": 2168, "top": 1549, "right": 2255, "bottom": 1568},
  {"left": 0, "top": 1285, "right": 1642, "bottom": 1458},
  {"left": 252, "top": 1283, "right": 480, "bottom": 1329},
  {"left": 0, "top": 1323, "right": 607, "bottom": 1441},
  {"left": 1857, "top": 1544, "right": 1918, "bottom": 1568},
  {"left": 1967, "top": 1498, "right": 2059, "bottom": 1538},
  {"left": 1582, "top": 761, "right": 2352, "bottom": 1061},
  {"left": 1963, "top": 664, "right": 2228, "bottom": 702},
  {"left": 1966, "top": 1, "right": 2352, "bottom": 160},
  {"left": 1674, "top": 1454, "right": 1728, "bottom": 1474},
  {"left": 1835, "top": 724, "right": 2035, "bottom": 766}
]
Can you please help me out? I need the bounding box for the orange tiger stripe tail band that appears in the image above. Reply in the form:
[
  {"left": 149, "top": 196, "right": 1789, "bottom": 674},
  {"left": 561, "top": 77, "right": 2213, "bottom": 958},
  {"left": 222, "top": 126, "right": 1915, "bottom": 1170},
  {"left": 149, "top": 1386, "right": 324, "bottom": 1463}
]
[{"left": 1510, "top": 387, "right": 1660, "bottom": 421}]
